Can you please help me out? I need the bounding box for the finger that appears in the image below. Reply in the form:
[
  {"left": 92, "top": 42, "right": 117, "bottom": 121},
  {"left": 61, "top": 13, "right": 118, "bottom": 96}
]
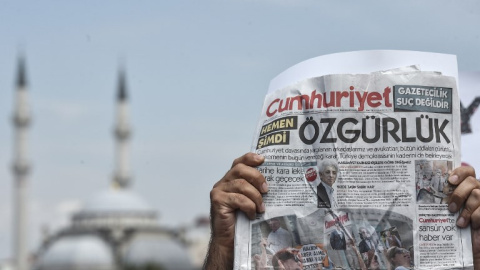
[
  {"left": 210, "top": 191, "right": 257, "bottom": 219},
  {"left": 225, "top": 192, "right": 259, "bottom": 220},
  {"left": 456, "top": 189, "right": 480, "bottom": 228},
  {"left": 471, "top": 205, "right": 480, "bottom": 230},
  {"left": 232, "top": 152, "right": 265, "bottom": 168},
  {"left": 221, "top": 178, "right": 265, "bottom": 213},
  {"left": 213, "top": 162, "right": 267, "bottom": 193},
  {"left": 448, "top": 176, "right": 480, "bottom": 213},
  {"left": 472, "top": 227, "right": 480, "bottom": 269},
  {"left": 448, "top": 166, "right": 476, "bottom": 185},
  {"left": 224, "top": 163, "right": 268, "bottom": 193}
]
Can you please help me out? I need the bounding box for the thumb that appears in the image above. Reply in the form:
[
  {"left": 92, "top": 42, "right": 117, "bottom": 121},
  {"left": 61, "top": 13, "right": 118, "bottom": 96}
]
[{"left": 472, "top": 227, "right": 480, "bottom": 269}]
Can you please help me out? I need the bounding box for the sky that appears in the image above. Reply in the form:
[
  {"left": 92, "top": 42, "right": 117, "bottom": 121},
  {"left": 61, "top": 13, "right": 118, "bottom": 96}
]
[{"left": 0, "top": 0, "right": 479, "bottom": 260}]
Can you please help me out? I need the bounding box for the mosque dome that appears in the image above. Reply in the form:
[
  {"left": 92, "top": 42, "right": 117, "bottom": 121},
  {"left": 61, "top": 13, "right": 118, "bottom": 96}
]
[
  {"left": 72, "top": 189, "right": 159, "bottom": 229},
  {"left": 35, "top": 235, "right": 115, "bottom": 270},
  {"left": 124, "top": 235, "right": 195, "bottom": 270}
]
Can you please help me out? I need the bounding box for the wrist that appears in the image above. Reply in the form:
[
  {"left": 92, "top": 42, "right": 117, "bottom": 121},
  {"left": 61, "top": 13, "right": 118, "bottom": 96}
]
[
  {"left": 204, "top": 237, "right": 234, "bottom": 270},
  {"left": 210, "top": 235, "right": 234, "bottom": 256}
]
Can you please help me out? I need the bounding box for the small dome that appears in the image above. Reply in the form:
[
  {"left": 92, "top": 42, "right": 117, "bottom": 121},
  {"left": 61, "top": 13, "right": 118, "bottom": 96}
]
[
  {"left": 72, "top": 189, "right": 158, "bottom": 229},
  {"left": 124, "top": 235, "right": 195, "bottom": 270},
  {"left": 36, "top": 235, "right": 114, "bottom": 270},
  {"left": 83, "top": 189, "right": 153, "bottom": 213}
]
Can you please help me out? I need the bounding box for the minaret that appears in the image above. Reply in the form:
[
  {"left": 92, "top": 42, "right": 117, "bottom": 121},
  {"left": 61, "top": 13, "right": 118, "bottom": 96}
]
[
  {"left": 112, "top": 69, "right": 132, "bottom": 188},
  {"left": 11, "top": 56, "right": 31, "bottom": 270}
]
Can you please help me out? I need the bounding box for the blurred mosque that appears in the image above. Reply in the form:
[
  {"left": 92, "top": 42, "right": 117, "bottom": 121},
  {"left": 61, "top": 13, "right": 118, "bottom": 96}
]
[{"left": 0, "top": 57, "right": 210, "bottom": 270}]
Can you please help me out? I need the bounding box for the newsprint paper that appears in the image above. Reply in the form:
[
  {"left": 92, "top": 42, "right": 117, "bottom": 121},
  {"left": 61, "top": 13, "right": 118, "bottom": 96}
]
[{"left": 234, "top": 51, "right": 472, "bottom": 270}]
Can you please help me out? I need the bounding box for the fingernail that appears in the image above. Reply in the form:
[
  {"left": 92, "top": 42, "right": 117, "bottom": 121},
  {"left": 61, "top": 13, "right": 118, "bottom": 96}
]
[
  {"left": 262, "top": 182, "right": 269, "bottom": 193},
  {"left": 449, "top": 174, "right": 459, "bottom": 185},
  {"left": 448, "top": 202, "right": 457, "bottom": 212},
  {"left": 260, "top": 202, "right": 265, "bottom": 212},
  {"left": 457, "top": 217, "right": 466, "bottom": 227}
]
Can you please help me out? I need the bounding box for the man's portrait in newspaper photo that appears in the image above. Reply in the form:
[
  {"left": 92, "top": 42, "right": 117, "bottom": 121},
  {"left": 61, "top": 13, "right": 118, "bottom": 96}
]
[
  {"left": 316, "top": 160, "right": 339, "bottom": 208},
  {"left": 265, "top": 217, "right": 295, "bottom": 254},
  {"left": 415, "top": 160, "right": 453, "bottom": 204}
]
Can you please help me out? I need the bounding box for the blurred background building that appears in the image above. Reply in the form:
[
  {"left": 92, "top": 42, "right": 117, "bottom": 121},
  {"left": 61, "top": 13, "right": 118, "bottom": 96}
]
[{"left": 1, "top": 58, "right": 210, "bottom": 270}]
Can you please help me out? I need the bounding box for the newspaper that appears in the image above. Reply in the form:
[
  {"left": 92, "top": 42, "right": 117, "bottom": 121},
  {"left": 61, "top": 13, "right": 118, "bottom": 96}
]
[{"left": 234, "top": 52, "right": 471, "bottom": 270}]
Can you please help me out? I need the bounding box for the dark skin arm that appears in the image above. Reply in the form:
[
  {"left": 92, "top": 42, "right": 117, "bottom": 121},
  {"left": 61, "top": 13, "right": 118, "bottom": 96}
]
[{"left": 204, "top": 153, "right": 267, "bottom": 269}]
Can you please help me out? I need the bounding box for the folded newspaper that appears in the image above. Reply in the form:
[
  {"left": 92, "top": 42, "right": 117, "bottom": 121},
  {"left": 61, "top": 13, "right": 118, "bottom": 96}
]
[{"left": 234, "top": 51, "right": 471, "bottom": 270}]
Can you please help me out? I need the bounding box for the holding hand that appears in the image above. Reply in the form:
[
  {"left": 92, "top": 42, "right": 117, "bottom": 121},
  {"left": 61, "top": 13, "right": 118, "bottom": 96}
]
[
  {"left": 447, "top": 166, "right": 480, "bottom": 269},
  {"left": 204, "top": 153, "right": 268, "bottom": 269}
]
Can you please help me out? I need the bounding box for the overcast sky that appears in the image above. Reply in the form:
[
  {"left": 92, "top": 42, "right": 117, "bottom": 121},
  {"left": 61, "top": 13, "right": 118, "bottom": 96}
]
[{"left": 0, "top": 0, "right": 479, "bottom": 260}]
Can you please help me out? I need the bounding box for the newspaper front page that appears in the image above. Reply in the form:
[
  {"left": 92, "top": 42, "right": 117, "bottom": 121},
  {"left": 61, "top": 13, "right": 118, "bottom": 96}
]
[{"left": 234, "top": 53, "right": 470, "bottom": 270}]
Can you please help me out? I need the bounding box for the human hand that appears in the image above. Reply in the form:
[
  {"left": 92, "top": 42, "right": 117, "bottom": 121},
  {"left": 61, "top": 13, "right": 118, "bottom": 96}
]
[
  {"left": 446, "top": 166, "right": 480, "bottom": 268},
  {"left": 447, "top": 166, "right": 478, "bottom": 227},
  {"left": 261, "top": 238, "right": 268, "bottom": 247},
  {"left": 205, "top": 153, "right": 268, "bottom": 269}
]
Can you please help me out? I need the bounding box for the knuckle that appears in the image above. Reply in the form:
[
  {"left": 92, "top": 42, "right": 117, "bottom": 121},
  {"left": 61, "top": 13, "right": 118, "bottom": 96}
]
[
  {"left": 466, "top": 176, "right": 479, "bottom": 186},
  {"left": 230, "top": 163, "right": 245, "bottom": 175},
  {"left": 232, "top": 153, "right": 251, "bottom": 168},
  {"left": 210, "top": 189, "right": 223, "bottom": 204},
  {"left": 237, "top": 178, "right": 249, "bottom": 186},
  {"left": 471, "top": 188, "right": 480, "bottom": 199},
  {"left": 212, "top": 178, "right": 223, "bottom": 189},
  {"left": 458, "top": 165, "right": 475, "bottom": 176},
  {"left": 252, "top": 189, "right": 263, "bottom": 201},
  {"left": 232, "top": 157, "right": 242, "bottom": 168},
  {"left": 467, "top": 166, "right": 476, "bottom": 178},
  {"left": 227, "top": 193, "right": 238, "bottom": 204},
  {"left": 251, "top": 169, "right": 263, "bottom": 180},
  {"left": 254, "top": 197, "right": 263, "bottom": 208},
  {"left": 475, "top": 178, "right": 480, "bottom": 189},
  {"left": 471, "top": 209, "right": 480, "bottom": 225},
  {"left": 449, "top": 191, "right": 462, "bottom": 203},
  {"left": 244, "top": 204, "right": 257, "bottom": 218},
  {"left": 232, "top": 164, "right": 259, "bottom": 184},
  {"left": 223, "top": 164, "right": 248, "bottom": 183},
  {"left": 472, "top": 208, "right": 480, "bottom": 219},
  {"left": 462, "top": 206, "right": 473, "bottom": 217},
  {"left": 230, "top": 178, "right": 248, "bottom": 189}
]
